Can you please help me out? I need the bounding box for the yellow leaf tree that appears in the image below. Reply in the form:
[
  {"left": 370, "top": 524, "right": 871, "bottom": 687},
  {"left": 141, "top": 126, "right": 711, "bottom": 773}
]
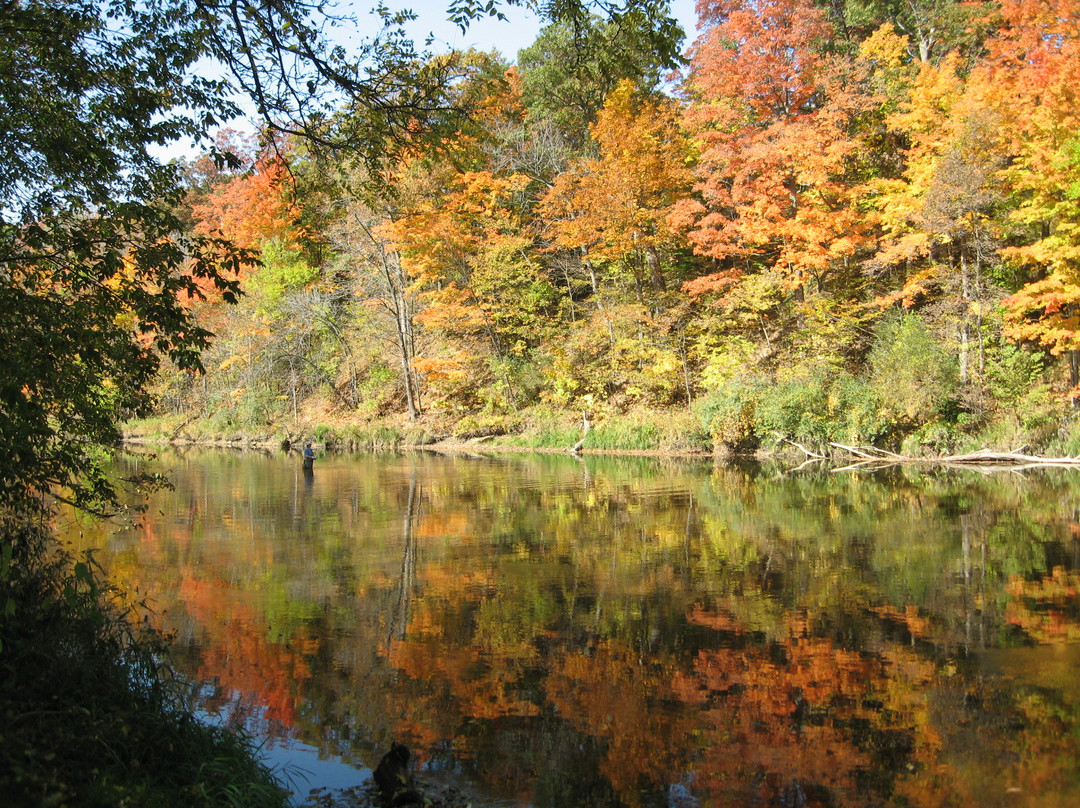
[{"left": 540, "top": 79, "right": 694, "bottom": 305}]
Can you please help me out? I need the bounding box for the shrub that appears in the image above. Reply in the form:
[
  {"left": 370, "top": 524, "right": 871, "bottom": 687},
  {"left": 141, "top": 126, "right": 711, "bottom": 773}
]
[
  {"left": 697, "top": 367, "right": 894, "bottom": 454},
  {"left": 695, "top": 376, "right": 763, "bottom": 454},
  {"left": 832, "top": 374, "right": 890, "bottom": 446},
  {"left": 985, "top": 341, "right": 1047, "bottom": 407},
  {"left": 868, "top": 313, "right": 960, "bottom": 428},
  {"left": 753, "top": 368, "right": 834, "bottom": 448}
]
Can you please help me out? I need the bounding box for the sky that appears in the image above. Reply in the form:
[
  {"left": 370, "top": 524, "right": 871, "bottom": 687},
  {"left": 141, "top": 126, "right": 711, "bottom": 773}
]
[
  {"left": 382, "top": 0, "right": 702, "bottom": 61},
  {"left": 158, "top": 0, "right": 702, "bottom": 161}
]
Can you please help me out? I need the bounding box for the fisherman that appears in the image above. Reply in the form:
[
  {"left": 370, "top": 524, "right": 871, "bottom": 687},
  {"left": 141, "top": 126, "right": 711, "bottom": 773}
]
[{"left": 302, "top": 442, "right": 315, "bottom": 471}]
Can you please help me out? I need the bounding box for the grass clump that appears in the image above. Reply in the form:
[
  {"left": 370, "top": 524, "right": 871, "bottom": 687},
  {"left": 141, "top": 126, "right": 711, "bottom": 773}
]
[
  {"left": 1, "top": 519, "right": 290, "bottom": 808},
  {"left": 583, "top": 409, "right": 710, "bottom": 453}
]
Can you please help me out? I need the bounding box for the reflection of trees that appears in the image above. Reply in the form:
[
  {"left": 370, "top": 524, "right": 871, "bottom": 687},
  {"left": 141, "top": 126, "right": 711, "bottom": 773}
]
[
  {"left": 389, "top": 470, "right": 420, "bottom": 646},
  {"left": 1005, "top": 567, "right": 1080, "bottom": 644},
  {"left": 61, "top": 454, "right": 1080, "bottom": 806},
  {"left": 176, "top": 578, "right": 316, "bottom": 738}
]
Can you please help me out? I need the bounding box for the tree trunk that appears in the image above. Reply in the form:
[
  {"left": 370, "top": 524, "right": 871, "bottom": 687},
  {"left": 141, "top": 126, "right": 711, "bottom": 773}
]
[
  {"left": 959, "top": 243, "right": 970, "bottom": 384},
  {"left": 646, "top": 245, "right": 666, "bottom": 294}
]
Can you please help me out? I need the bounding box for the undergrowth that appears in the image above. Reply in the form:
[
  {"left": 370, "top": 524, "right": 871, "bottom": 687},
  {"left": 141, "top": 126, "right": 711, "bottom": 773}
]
[{"left": 0, "top": 517, "right": 290, "bottom": 808}]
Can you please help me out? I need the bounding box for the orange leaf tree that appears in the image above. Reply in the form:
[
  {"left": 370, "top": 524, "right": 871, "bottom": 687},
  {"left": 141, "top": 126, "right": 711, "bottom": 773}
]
[
  {"left": 865, "top": 37, "right": 1006, "bottom": 385},
  {"left": 536, "top": 80, "right": 699, "bottom": 407},
  {"left": 541, "top": 79, "right": 694, "bottom": 303},
  {"left": 985, "top": 1, "right": 1080, "bottom": 387},
  {"left": 674, "top": 0, "right": 879, "bottom": 387},
  {"left": 380, "top": 164, "right": 558, "bottom": 409}
]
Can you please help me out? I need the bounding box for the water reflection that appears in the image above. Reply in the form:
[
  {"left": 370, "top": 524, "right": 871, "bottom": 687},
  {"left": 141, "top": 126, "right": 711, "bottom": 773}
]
[{"left": 62, "top": 449, "right": 1080, "bottom": 806}]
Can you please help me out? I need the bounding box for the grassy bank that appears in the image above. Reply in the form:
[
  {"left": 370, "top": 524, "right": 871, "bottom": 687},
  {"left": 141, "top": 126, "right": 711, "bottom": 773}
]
[
  {"left": 1, "top": 519, "right": 291, "bottom": 808},
  {"left": 126, "top": 405, "right": 715, "bottom": 456},
  {"left": 126, "top": 393, "right": 1080, "bottom": 461}
]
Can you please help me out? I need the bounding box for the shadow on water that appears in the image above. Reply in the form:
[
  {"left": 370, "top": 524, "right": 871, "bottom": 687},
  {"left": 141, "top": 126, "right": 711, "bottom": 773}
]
[{"left": 62, "top": 448, "right": 1080, "bottom": 807}]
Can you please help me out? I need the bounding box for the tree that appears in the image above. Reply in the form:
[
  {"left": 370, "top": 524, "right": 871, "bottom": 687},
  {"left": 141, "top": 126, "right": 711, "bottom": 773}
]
[
  {"left": 986, "top": 1, "right": 1080, "bottom": 390},
  {"left": 867, "top": 43, "right": 1005, "bottom": 385},
  {"left": 518, "top": 3, "right": 685, "bottom": 149},
  {"left": 539, "top": 80, "right": 697, "bottom": 406},
  {"left": 541, "top": 80, "right": 694, "bottom": 301},
  {"left": 379, "top": 165, "right": 556, "bottom": 410},
  {"left": 0, "top": 0, "right": 249, "bottom": 513},
  {"left": 327, "top": 189, "right": 425, "bottom": 420},
  {"left": 675, "top": 0, "right": 877, "bottom": 322},
  {"left": 839, "top": 0, "right": 991, "bottom": 63},
  {"left": 193, "top": 151, "right": 306, "bottom": 252}
]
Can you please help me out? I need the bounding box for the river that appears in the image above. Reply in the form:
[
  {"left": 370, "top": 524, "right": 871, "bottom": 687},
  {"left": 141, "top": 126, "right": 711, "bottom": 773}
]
[{"left": 59, "top": 447, "right": 1080, "bottom": 807}]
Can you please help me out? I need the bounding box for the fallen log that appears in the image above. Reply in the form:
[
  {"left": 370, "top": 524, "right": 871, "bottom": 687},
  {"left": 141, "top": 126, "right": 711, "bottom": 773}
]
[{"left": 829, "top": 442, "right": 906, "bottom": 460}]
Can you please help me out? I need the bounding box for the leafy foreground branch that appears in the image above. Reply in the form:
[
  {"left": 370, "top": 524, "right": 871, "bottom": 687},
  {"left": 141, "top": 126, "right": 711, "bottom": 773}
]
[{"left": 0, "top": 519, "right": 290, "bottom": 808}]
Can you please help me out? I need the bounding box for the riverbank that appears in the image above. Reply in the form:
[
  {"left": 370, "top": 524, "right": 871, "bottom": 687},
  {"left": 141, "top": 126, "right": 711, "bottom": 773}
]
[
  {"left": 124, "top": 400, "right": 1080, "bottom": 466},
  {"left": 123, "top": 405, "right": 716, "bottom": 456}
]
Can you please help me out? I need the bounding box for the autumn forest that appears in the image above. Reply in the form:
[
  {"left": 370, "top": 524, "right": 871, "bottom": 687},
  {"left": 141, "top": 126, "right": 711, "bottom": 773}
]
[{"left": 142, "top": 0, "right": 1080, "bottom": 456}]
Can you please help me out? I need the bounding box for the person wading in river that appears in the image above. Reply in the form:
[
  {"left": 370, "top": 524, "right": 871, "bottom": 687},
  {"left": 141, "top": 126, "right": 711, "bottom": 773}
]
[{"left": 303, "top": 442, "right": 315, "bottom": 471}]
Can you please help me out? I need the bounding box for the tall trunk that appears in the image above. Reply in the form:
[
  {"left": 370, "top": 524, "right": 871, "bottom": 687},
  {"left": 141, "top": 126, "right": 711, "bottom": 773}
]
[
  {"left": 383, "top": 249, "right": 420, "bottom": 421},
  {"left": 396, "top": 289, "right": 419, "bottom": 420},
  {"left": 562, "top": 266, "right": 577, "bottom": 323},
  {"left": 975, "top": 230, "right": 985, "bottom": 377},
  {"left": 350, "top": 210, "right": 421, "bottom": 420},
  {"left": 584, "top": 256, "right": 615, "bottom": 345},
  {"left": 959, "top": 244, "right": 970, "bottom": 385},
  {"left": 1070, "top": 350, "right": 1080, "bottom": 408},
  {"left": 679, "top": 332, "right": 693, "bottom": 407},
  {"left": 646, "top": 246, "right": 666, "bottom": 294},
  {"left": 585, "top": 254, "right": 601, "bottom": 301}
]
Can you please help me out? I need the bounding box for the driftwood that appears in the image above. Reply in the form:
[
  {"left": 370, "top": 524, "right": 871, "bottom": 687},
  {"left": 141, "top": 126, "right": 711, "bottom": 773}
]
[{"left": 775, "top": 434, "right": 826, "bottom": 459}]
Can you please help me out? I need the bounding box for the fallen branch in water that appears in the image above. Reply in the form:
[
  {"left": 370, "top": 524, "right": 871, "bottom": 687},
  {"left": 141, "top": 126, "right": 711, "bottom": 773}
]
[
  {"left": 827, "top": 444, "right": 1080, "bottom": 469},
  {"left": 829, "top": 443, "right": 906, "bottom": 460},
  {"left": 775, "top": 434, "right": 827, "bottom": 459},
  {"left": 778, "top": 438, "right": 1080, "bottom": 470}
]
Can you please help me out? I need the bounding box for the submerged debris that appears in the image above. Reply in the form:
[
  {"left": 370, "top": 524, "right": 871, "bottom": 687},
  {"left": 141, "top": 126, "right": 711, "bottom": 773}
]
[{"left": 299, "top": 780, "right": 475, "bottom": 808}]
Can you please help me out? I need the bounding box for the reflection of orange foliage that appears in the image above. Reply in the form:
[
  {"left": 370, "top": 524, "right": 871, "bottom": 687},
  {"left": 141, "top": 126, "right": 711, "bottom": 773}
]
[
  {"left": 1005, "top": 567, "right": 1080, "bottom": 644},
  {"left": 871, "top": 603, "right": 934, "bottom": 640},
  {"left": 673, "top": 604, "right": 945, "bottom": 808},
  {"left": 685, "top": 602, "right": 744, "bottom": 633},
  {"left": 180, "top": 577, "right": 317, "bottom": 731},
  {"left": 412, "top": 511, "right": 473, "bottom": 540},
  {"left": 546, "top": 641, "right": 692, "bottom": 807},
  {"left": 376, "top": 583, "right": 961, "bottom": 808},
  {"left": 386, "top": 637, "right": 540, "bottom": 721}
]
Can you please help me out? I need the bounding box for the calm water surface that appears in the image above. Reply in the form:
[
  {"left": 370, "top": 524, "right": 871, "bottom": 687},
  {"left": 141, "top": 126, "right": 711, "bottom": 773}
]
[{"left": 61, "top": 448, "right": 1080, "bottom": 807}]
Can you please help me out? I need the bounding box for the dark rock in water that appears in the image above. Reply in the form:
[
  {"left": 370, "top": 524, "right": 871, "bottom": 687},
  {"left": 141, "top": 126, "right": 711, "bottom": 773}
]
[
  {"left": 299, "top": 742, "right": 476, "bottom": 808},
  {"left": 373, "top": 743, "right": 426, "bottom": 807}
]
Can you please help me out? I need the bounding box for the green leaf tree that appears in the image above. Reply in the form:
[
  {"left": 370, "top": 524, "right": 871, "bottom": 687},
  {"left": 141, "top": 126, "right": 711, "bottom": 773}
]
[
  {"left": 518, "top": 3, "right": 685, "bottom": 149},
  {"left": 0, "top": 0, "right": 249, "bottom": 513}
]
